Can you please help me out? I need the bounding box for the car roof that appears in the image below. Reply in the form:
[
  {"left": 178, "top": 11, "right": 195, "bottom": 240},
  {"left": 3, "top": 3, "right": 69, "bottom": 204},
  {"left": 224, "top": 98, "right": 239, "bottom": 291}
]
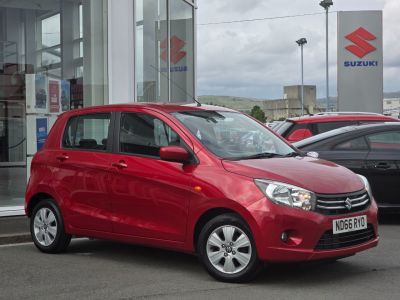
[
  {"left": 60, "top": 102, "right": 237, "bottom": 117},
  {"left": 294, "top": 122, "right": 400, "bottom": 148},
  {"left": 287, "top": 113, "right": 398, "bottom": 124}
]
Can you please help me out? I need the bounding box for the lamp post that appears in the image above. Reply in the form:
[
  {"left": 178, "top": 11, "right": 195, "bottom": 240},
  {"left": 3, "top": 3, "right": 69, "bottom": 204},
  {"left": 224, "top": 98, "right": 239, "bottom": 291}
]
[
  {"left": 319, "top": 0, "right": 333, "bottom": 111},
  {"left": 296, "top": 38, "right": 307, "bottom": 116}
]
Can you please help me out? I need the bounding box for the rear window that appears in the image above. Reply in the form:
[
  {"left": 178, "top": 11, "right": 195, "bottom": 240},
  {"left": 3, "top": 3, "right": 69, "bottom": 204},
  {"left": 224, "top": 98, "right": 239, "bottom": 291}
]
[
  {"left": 62, "top": 113, "right": 111, "bottom": 151},
  {"left": 293, "top": 126, "right": 357, "bottom": 148},
  {"left": 314, "top": 121, "right": 355, "bottom": 134}
]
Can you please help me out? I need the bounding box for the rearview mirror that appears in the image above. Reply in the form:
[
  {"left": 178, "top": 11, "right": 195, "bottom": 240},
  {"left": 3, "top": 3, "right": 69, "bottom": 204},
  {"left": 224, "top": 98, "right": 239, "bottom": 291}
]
[{"left": 160, "top": 146, "right": 190, "bottom": 164}]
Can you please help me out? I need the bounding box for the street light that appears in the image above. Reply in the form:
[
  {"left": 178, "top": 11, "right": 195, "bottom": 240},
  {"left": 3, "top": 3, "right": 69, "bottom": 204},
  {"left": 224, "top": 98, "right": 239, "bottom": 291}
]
[
  {"left": 296, "top": 38, "right": 307, "bottom": 116},
  {"left": 319, "top": 0, "right": 333, "bottom": 111}
]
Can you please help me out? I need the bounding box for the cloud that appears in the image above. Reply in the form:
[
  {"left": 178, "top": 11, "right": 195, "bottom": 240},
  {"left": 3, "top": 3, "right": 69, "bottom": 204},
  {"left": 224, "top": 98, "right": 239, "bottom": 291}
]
[{"left": 197, "top": 0, "right": 399, "bottom": 98}]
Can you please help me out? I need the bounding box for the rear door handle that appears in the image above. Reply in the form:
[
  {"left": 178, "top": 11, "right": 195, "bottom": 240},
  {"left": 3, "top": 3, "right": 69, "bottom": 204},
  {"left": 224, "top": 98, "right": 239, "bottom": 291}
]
[
  {"left": 374, "top": 162, "right": 391, "bottom": 169},
  {"left": 112, "top": 161, "right": 128, "bottom": 169},
  {"left": 56, "top": 154, "right": 69, "bottom": 162}
]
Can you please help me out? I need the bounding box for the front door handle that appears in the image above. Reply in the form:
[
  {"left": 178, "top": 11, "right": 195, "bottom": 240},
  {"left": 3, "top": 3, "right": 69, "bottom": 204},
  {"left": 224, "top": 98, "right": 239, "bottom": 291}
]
[
  {"left": 56, "top": 154, "right": 69, "bottom": 162},
  {"left": 374, "top": 162, "right": 391, "bottom": 169},
  {"left": 112, "top": 161, "right": 128, "bottom": 169}
]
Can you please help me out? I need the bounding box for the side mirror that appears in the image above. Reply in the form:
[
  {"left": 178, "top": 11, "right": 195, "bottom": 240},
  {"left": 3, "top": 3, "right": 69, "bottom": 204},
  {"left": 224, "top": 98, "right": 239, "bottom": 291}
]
[
  {"left": 307, "top": 151, "right": 319, "bottom": 158},
  {"left": 160, "top": 146, "right": 190, "bottom": 164},
  {"left": 286, "top": 128, "right": 312, "bottom": 142}
]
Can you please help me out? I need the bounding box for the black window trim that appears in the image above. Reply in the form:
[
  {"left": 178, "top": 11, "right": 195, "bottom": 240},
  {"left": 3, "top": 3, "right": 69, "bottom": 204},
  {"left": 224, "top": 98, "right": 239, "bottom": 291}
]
[
  {"left": 61, "top": 112, "right": 114, "bottom": 153},
  {"left": 114, "top": 111, "right": 198, "bottom": 164}
]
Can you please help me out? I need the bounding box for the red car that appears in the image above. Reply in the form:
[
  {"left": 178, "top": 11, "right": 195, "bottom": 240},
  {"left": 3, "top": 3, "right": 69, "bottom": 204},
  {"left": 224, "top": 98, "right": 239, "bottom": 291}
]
[
  {"left": 25, "top": 104, "right": 378, "bottom": 282},
  {"left": 276, "top": 112, "right": 399, "bottom": 143}
]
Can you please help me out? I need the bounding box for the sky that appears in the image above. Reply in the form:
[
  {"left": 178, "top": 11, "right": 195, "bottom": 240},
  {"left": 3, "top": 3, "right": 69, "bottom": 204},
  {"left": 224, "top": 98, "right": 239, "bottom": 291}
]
[{"left": 196, "top": 0, "right": 399, "bottom": 99}]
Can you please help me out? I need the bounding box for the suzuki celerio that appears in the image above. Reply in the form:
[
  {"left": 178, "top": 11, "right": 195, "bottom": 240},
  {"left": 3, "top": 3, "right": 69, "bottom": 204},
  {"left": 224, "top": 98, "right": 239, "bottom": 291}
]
[{"left": 25, "top": 104, "right": 378, "bottom": 282}]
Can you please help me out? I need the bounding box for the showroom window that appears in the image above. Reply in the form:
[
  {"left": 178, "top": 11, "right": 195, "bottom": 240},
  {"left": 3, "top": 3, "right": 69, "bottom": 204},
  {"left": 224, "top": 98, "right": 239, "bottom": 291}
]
[
  {"left": 0, "top": 0, "right": 108, "bottom": 211},
  {"left": 135, "top": 0, "right": 195, "bottom": 103}
]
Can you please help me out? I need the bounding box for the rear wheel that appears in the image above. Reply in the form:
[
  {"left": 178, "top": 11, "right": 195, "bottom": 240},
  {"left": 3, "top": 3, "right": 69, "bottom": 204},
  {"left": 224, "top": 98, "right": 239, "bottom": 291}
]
[
  {"left": 30, "top": 199, "right": 71, "bottom": 253},
  {"left": 197, "top": 213, "right": 262, "bottom": 282}
]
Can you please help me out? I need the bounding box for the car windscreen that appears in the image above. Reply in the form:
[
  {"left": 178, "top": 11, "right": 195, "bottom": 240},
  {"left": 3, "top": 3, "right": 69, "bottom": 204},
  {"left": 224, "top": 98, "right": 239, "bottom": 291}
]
[
  {"left": 172, "top": 111, "right": 296, "bottom": 160},
  {"left": 293, "top": 126, "right": 357, "bottom": 148}
]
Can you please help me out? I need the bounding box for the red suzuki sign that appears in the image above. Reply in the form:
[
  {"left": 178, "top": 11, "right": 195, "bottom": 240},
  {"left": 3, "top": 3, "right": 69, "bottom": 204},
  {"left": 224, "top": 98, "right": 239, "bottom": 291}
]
[
  {"left": 160, "top": 35, "right": 186, "bottom": 64},
  {"left": 344, "top": 27, "right": 376, "bottom": 58}
]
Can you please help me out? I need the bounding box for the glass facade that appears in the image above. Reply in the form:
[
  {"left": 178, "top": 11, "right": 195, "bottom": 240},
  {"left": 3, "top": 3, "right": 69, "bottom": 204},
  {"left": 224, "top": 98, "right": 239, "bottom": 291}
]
[
  {"left": 0, "top": 0, "right": 108, "bottom": 211},
  {"left": 0, "top": 0, "right": 195, "bottom": 213},
  {"left": 135, "top": 0, "right": 194, "bottom": 102}
]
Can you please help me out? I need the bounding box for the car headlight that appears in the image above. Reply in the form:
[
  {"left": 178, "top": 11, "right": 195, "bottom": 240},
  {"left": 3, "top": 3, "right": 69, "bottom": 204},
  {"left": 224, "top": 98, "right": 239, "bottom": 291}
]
[
  {"left": 357, "top": 174, "right": 372, "bottom": 197},
  {"left": 254, "top": 179, "right": 316, "bottom": 211}
]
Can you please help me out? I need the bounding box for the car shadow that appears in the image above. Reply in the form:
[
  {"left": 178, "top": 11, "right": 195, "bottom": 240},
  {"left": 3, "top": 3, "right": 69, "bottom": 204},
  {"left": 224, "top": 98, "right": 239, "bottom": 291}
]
[
  {"left": 66, "top": 239, "right": 210, "bottom": 280},
  {"left": 378, "top": 213, "right": 400, "bottom": 225},
  {"left": 64, "top": 239, "right": 378, "bottom": 286},
  {"left": 254, "top": 259, "right": 377, "bottom": 285}
]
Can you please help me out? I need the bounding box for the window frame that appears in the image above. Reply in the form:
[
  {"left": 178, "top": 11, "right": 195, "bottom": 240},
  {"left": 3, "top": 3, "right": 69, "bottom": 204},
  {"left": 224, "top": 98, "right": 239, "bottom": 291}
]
[
  {"left": 61, "top": 112, "right": 113, "bottom": 153},
  {"left": 113, "top": 111, "right": 196, "bottom": 162}
]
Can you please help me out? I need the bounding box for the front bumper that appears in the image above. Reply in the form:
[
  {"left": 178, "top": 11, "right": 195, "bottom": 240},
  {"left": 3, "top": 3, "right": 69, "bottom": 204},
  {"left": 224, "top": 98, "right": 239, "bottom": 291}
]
[{"left": 251, "top": 196, "right": 379, "bottom": 262}]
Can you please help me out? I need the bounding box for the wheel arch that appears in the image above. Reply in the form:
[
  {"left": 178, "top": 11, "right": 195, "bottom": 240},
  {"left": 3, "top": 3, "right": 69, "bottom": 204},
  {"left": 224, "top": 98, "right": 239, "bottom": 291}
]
[
  {"left": 192, "top": 206, "right": 260, "bottom": 252},
  {"left": 27, "top": 192, "right": 57, "bottom": 217}
]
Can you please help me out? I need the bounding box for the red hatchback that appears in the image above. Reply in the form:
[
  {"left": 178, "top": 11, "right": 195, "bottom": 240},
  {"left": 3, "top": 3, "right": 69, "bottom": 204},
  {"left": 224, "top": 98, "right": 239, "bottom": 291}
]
[
  {"left": 25, "top": 104, "right": 378, "bottom": 282},
  {"left": 276, "top": 112, "right": 399, "bottom": 143}
]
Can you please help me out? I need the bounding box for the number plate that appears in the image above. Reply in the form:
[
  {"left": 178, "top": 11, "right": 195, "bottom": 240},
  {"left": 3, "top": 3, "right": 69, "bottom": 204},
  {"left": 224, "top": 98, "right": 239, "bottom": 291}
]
[{"left": 332, "top": 215, "right": 367, "bottom": 234}]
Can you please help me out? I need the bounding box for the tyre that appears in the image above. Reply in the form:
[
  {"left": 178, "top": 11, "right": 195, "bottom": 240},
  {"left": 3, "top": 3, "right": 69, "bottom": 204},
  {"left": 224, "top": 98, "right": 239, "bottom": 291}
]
[
  {"left": 30, "top": 199, "right": 71, "bottom": 253},
  {"left": 197, "top": 213, "right": 262, "bottom": 282}
]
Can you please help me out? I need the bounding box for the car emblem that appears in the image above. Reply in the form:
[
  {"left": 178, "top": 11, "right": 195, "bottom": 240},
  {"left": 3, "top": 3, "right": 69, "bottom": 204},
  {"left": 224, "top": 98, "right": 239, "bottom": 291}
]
[
  {"left": 345, "top": 27, "right": 376, "bottom": 58},
  {"left": 345, "top": 198, "right": 352, "bottom": 210}
]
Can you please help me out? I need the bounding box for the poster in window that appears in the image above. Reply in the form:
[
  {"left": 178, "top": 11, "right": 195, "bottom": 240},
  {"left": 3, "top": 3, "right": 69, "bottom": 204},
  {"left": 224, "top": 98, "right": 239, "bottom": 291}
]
[
  {"left": 60, "top": 80, "right": 71, "bottom": 111},
  {"left": 36, "top": 118, "right": 48, "bottom": 151},
  {"left": 35, "top": 74, "right": 47, "bottom": 109},
  {"left": 49, "top": 79, "right": 60, "bottom": 113}
]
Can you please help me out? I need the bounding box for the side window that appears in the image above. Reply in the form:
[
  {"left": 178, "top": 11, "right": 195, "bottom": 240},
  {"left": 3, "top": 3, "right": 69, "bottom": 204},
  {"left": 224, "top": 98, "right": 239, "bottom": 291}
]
[
  {"left": 366, "top": 131, "right": 400, "bottom": 151},
  {"left": 333, "top": 137, "right": 369, "bottom": 151},
  {"left": 315, "top": 121, "right": 354, "bottom": 134},
  {"left": 63, "top": 113, "right": 111, "bottom": 151},
  {"left": 119, "top": 113, "right": 181, "bottom": 157}
]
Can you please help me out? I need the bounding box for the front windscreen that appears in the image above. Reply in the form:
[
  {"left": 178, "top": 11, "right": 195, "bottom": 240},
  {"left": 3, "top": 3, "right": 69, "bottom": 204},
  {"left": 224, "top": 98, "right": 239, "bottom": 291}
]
[{"left": 172, "top": 111, "right": 295, "bottom": 160}]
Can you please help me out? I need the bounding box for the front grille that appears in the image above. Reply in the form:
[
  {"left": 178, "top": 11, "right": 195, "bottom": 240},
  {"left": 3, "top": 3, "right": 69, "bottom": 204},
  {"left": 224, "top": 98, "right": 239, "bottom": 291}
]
[
  {"left": 315, "top": 190, "right": 370, "bottom": 215},
  {"left": 315, "top": 224, "right": 375, "bottom": 250}
]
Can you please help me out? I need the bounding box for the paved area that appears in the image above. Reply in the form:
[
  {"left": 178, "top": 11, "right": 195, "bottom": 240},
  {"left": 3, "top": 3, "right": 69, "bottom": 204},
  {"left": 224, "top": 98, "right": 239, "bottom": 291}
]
[{"left": 0, "top": 216, "right": 399, "bottom": 300}]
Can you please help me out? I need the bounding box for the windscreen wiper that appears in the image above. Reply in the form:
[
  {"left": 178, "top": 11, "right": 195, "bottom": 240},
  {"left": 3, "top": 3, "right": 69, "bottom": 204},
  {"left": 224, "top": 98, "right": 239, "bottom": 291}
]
[
  {"left": 237, "top": 152, "right": 284, "bottom": 160},
  {"left": 284, "top": 151, "right": 302, "bottom": 157}
]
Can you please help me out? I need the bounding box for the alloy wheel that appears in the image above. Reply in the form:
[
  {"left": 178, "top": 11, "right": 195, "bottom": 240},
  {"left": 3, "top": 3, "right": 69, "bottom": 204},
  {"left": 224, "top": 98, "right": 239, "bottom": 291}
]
[
  {"left": 33, "top": 207, "right": 58, "bottom": 247},
  {"left": 206, "top": 225, "right": 252, "bottom": 274}
]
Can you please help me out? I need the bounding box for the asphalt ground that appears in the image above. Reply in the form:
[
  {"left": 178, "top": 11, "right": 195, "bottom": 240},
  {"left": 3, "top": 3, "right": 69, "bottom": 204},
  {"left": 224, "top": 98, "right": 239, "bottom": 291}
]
[{"left": 0, "top": 215, "right": 399, "bottom": 300}]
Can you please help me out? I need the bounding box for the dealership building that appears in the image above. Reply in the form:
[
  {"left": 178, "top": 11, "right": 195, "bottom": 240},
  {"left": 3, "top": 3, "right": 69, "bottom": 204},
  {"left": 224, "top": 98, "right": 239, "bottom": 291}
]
[{"left": 0, "top": 0, "right": 197, "bottom": 216}]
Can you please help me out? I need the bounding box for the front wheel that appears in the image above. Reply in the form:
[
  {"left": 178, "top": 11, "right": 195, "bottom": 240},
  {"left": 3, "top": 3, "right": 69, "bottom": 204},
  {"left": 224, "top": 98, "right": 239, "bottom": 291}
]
[
  {"left": 30, "top": 199, "right": 71, "bottom": 253},
  {"left": 197, "top": 213, "right": 262, "bottom": 282}
]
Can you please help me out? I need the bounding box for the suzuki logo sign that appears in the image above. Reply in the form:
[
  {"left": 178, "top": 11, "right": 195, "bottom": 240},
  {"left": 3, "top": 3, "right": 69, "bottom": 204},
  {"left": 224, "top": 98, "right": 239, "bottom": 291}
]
[
  {"left": 345, "top": 27, "right": 376, "bottom": 58},
  {"left": 160, "top": 36, "right": 186, "bottom": 64}
]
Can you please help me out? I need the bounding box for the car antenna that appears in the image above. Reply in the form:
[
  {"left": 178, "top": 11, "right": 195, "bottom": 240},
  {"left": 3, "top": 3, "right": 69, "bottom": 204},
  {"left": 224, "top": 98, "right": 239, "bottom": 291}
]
[{"left": 193, "top": 97, "right": 202, "bottom": 107}]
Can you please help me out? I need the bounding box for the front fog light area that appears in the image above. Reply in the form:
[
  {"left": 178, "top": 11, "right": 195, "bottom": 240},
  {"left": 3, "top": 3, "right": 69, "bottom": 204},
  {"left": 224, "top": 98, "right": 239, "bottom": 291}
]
[{"left": 255, "top": 179, "right": 316, "bottom": 211}]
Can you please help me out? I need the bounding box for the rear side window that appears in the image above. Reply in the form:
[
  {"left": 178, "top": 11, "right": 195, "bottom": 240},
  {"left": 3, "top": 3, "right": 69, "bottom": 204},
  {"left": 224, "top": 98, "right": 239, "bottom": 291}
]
[
  {"left": 366, "top": 131, "right": 400, "bottom": 151},
  {"left": 119, "top": 113, "right": 181, "bottom": 157},
  {"left": 333, "top": 137, "right": 369, "bottom": 151},
  {"left": 315, "top": 121, "right": 354, "bottom": 134},
  {"left": 63, "top": 113, "right": 111, "bottom": 151}
]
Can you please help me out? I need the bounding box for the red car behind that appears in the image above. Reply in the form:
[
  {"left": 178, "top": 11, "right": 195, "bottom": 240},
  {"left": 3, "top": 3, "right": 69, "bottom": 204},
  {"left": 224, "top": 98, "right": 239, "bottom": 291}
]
[{"left": 276, "top": 112, "right": 399, "bottom": 142}]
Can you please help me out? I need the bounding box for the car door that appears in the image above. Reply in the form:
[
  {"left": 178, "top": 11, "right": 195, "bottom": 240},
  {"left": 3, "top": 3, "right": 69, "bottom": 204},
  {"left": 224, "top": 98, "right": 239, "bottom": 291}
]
[
  {"left": 313, "top": 136, "right": 370, "bottom": 177},
  {"left": 364, "top": 130, "right": 400, "bottom": 206},
  {"left": 108, "top": 110, "right": 197, "bottom": 242},
  {"left": 54, "top": 112, "right": 113, "bottom": 232}
]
